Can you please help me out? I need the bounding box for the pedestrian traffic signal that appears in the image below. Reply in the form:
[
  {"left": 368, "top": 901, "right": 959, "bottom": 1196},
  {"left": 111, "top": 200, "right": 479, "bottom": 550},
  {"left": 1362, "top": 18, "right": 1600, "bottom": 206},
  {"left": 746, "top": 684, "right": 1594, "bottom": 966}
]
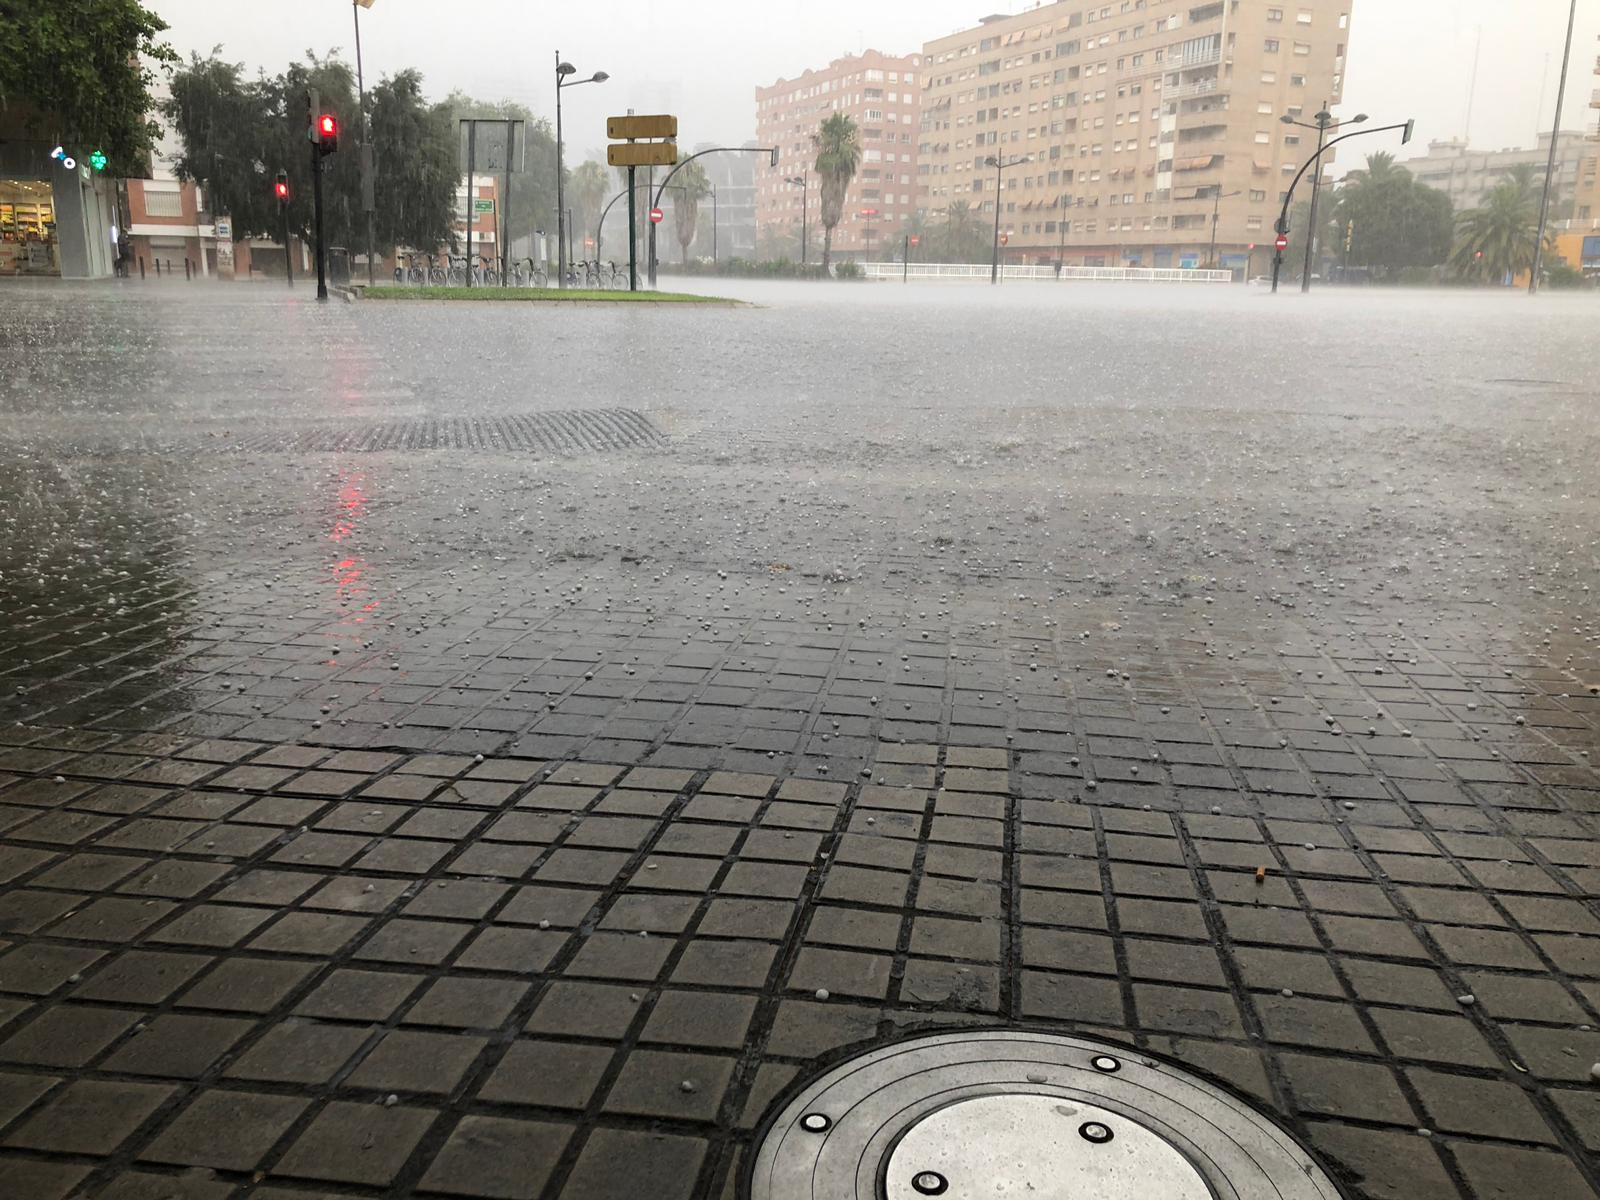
[
  {"left": 89, "top": 150, "right": 108, "bottom": 172},
  {"left": 317, "top": 114, "right": 338, "bottom": 155},
  {"left": 274, "top": 171, "right": 290, "bottom": 202}
]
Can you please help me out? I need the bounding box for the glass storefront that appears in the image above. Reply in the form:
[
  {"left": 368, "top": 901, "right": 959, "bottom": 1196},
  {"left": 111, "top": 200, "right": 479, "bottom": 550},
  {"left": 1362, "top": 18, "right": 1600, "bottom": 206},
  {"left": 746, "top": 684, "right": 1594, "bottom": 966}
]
[{"left": 0, "top": 178, "right": 59, "bottom": 275}]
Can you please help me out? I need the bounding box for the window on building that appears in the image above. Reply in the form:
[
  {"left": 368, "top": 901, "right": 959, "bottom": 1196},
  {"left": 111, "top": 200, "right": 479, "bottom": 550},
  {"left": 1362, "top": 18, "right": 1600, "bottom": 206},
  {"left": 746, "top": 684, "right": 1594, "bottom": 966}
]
[
  {"left": 1249, "top": 189, "right": 1266, "bottom": 201},
  {"left": 1255, "top": 131, "right": 1271, "bottom": 144},
  {"left": 1262, "top": 70, "right": 1277, "bottom": 83},
  {"left": 1247, "top": 216, "right": 1263, "bottom": 229},
  {"left": 1290, "top": 74, "right": 1307, "bottom": 86},
  {"left": 1267, "top": 7, "right": 1283, "bottom": 20},
  {"left": 1265, "top": 38, "right": 1280, "bottom": 52}
]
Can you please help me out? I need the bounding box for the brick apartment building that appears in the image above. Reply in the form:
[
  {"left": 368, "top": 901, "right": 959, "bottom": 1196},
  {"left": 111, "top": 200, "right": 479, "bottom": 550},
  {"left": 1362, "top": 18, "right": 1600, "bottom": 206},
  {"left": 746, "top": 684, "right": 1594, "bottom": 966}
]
[
  {"left": 755, "top": 50, "right": 923, "bottom": 260},
  {"left": 917, "top": 0, "right": 1353, "bottom": 273}
]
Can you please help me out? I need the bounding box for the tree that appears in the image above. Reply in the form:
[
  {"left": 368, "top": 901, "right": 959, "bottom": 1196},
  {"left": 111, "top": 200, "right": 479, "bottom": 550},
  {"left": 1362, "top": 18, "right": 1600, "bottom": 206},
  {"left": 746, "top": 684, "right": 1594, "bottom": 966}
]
[
  {"left": 1450, "top": 178, "right": 1552, "bottom": 284},
  {"left": 671, "top": 161, "right": 710, "bottom": 263},
  {"left": 0, "top": 0, "right": 177, "bottom": 173},
  {"left": 444, "top": 92, "right": 560, "bottom": 257},
  {"left": 1326, "top": 153, "right": 1453, "bottom": 278},
  {"left": 569, "top": 160, "right": 609, "bottom": 251},
  {"left": 166, "top": 52, "right": 456, "bottom": 259},
  {"left": 894, "top": 201, "right": 989, "bottom": 264},
  {"left": 367, "top": 69, "right": 456, "bottom": 254},
  {"left": 163, "top": 52, "right": 278, "bottom": 240},
  {"left": 813, "top": 112, "right": 861, "bottom": 270}
]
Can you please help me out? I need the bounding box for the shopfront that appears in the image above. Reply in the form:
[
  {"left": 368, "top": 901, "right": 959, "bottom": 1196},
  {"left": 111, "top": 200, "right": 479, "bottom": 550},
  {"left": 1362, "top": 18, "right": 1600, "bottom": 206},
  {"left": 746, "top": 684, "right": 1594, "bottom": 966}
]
[{"left": 0, "top": 132, "right": 117, "bottom": 279}]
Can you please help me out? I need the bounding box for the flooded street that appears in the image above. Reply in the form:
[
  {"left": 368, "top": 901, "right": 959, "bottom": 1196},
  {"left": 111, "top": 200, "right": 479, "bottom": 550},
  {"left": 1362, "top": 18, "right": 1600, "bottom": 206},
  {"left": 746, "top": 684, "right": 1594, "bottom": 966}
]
[{"left": 0, "top": 280, "right": 1597, "bottom": 1199}]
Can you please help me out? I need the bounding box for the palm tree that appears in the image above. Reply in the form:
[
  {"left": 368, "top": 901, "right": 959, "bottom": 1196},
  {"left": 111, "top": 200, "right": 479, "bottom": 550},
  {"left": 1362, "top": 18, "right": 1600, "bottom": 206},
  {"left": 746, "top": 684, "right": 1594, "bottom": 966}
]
[
  {"left": 1500, "top": 162, "right": 1540, "bottom": 200},
  {"left": 672, "top": 161, "right": 711, "bottom": 263},
  {"left": 813, "top": 113, "right": 861, "bottom": 271},
  {"left": 1450, "top": 178, "right": 1552, "bottom": 284}
]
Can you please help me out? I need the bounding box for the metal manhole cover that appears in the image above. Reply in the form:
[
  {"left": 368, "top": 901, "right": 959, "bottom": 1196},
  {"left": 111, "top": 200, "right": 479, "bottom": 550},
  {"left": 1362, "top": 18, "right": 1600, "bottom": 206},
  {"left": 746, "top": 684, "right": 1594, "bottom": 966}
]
[
  {"left": 745, "top": 1030, "right": 1344, "bottom": 1200},
  {"left": 229, "top": 409, "right": 664, "bottom": 453}
]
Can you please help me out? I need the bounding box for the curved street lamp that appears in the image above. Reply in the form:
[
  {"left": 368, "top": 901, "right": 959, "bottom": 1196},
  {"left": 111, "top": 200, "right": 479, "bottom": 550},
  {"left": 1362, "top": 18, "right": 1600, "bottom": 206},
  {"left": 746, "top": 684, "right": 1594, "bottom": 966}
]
[
  {"left": 1278, "top": 109, "right": 1365, "bottom": 292},
  {"left": 1272, "top": 112, "right": 1411, "bottom": 293},
  {"left": 555, "top": 54, "right": 608, "bottom": 288}
]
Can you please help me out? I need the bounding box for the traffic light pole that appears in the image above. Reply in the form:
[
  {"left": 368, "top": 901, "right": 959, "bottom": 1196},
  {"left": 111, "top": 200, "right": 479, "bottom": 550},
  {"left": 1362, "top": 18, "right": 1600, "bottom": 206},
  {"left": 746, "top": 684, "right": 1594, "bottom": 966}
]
[
  {"left": 312, "top": 143, "right": 327, "bottom": 302},
  {"left": 282, "top": 199, "right": 293, "bottom": 289}
]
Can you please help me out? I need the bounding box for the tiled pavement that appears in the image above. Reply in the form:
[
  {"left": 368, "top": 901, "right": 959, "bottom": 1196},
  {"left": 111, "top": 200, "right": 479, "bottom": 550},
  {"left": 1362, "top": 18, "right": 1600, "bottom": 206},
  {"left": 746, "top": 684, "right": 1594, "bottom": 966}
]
[
  {"left": 1, "top": 611, "right": 1598, "bottom": 1199},
  {"left": 1, "top": 284, "right": 1599, "bottom": 1198}
]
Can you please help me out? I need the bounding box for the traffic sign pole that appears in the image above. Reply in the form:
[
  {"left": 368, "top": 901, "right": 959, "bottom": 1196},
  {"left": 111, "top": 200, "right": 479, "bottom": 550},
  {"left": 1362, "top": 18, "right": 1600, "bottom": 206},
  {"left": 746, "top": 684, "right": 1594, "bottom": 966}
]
[{"left": 627, "top": 166, "right": 638, "bottom": 292}]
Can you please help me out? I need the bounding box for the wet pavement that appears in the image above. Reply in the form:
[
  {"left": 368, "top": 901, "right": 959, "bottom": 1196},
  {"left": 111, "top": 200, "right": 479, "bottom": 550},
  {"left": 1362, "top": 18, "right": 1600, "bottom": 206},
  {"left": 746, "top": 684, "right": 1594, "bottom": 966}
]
[{"left": 0, "top": 277, "right": 1598, "bottom": 1199}]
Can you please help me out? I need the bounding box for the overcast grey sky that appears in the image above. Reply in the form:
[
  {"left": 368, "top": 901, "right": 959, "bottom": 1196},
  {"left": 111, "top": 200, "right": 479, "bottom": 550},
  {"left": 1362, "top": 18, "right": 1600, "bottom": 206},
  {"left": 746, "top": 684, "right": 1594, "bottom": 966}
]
[{"left": 147, "top": 0, "right": 1600, "bottom": 167}]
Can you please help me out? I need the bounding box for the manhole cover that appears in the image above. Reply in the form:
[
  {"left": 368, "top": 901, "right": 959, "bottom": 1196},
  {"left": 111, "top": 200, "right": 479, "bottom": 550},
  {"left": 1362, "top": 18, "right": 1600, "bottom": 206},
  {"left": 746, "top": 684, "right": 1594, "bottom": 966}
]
[{"left": 745, "top": 1030, "right": 1344, "bottom": 1200}]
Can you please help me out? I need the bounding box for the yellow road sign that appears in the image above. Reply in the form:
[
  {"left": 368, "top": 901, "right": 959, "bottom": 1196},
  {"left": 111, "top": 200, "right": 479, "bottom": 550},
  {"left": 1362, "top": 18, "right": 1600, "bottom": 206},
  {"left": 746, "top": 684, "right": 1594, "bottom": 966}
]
[
  {"left": 608, "top": 142, "right": 679, "bottom": 167},
  {"left": 608, "top": 114, "right": 678, "bottom": 140}
]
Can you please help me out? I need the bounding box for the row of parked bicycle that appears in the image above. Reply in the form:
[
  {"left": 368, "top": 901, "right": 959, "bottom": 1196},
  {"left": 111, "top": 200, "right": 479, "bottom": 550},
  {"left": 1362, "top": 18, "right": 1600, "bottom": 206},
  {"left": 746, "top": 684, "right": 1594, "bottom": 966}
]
[{"left": 395, "top": 253, "right": 630, "bottom": 290}]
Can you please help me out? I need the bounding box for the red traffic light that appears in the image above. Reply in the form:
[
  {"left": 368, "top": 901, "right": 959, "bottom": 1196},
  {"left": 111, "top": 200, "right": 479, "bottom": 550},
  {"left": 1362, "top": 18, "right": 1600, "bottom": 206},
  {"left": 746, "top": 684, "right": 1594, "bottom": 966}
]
[
  {"left": 316, "top": 114, "right": 338, "bottom": 155},
  {"left": 1274, "top": 234, "right": 1289, "bottom": 252},
  {"left": 909, "top": 235, "right": 920, "bottom": 247},
  {"left": 319, "top": 115, "right": 336, "bottom": 137},
  {"left": 274, "top": 181, "right": 289, "bottom": 200},
  {"left": 648, "top": 207, "right": 664, "bottom": 224}
]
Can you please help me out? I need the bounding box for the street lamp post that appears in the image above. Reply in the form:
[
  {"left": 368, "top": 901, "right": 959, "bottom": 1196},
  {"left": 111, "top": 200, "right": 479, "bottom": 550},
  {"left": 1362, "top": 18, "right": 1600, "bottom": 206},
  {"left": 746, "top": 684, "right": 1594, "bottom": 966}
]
[
  {"left": 711, "top": 183, "right": 718, "bottom": 264},
  {"left": 1207, "top": 188, "right": 1241, "bottom": 271},
  {"left": 555, "top": 53, "right": 608, "bottom": 289},
  {"left": 1279, "top": 109, "right": 1365, "bottom": 292},
  {"left": 785, "top": 172, "right": 808, "bottom": 264},
  {"left": 1056, "top": 193, "right": 1071, "bottom": 277},
  {"left": 350, "top": 1, "right": 378, "bottom": 286},
  {"left": 650, "top": 146, "right": 778, "bottom": 288},
  {"left": 1272, "top": 112, "right": 1411, "bottom": 294},
  {"left": 1530, "top": 0, "right": 1578, "bottom": 295},
  {"left": 984, "top": 154, "right": 1029, "bottom": 284}
]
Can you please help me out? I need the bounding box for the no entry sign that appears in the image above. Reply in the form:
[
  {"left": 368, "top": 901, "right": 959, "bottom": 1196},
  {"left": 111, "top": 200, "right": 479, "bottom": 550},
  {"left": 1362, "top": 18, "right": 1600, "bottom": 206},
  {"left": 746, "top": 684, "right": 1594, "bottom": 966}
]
[{"left": 649, "top": 207, "right": 664, "bottom": 224}]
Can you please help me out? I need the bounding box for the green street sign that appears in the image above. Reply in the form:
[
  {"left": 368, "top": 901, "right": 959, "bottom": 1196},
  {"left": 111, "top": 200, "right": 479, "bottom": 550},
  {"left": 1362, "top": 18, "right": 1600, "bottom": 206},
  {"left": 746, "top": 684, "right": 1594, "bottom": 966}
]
[{"left": 473, "top": 198, "right": 495, "bottom": 213}]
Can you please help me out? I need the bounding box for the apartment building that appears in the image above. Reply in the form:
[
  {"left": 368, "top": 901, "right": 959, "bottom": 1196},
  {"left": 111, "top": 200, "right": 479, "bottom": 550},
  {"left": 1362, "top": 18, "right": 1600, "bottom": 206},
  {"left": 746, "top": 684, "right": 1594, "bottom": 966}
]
[
  {"left": 1405, "top": 133, "right": 1586, "bottom": 212},
  {"left": 755, "top": 50, "right": 922, "bottom": 259},
  {"left": 918, "top": 0, "right": 1352, "bottom": 272}
]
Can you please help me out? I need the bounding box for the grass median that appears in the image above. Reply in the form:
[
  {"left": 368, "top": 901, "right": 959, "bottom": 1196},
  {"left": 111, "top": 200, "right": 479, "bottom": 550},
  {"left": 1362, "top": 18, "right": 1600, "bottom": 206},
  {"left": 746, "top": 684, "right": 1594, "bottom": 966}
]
[{"left": 362, "top": 285, "right": 737, "bottom": 304}]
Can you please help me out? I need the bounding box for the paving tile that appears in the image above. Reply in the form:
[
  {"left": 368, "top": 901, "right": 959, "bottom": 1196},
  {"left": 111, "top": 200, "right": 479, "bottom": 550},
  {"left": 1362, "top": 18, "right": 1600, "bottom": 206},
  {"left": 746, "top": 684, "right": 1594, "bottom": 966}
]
[
  {"left": 272, "top": 1100, "right": 438, "bottom": 1186},
  {"left": 2, "top": 1078, "right": 173, "bottom": 1154},
  {"left": 419, "top": 1115, "right": 574, "bottom": 1199},
  {"left": 141, "top": 1088, "right": 310, "bottom": 1170}
]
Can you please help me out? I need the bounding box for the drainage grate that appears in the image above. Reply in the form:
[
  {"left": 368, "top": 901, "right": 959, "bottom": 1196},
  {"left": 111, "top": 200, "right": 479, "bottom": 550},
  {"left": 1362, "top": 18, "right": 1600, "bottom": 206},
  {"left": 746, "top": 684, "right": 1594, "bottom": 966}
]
[
  {"left": 229, "top": 409, "right": 664, "bottom": 454},
  {"left": 746, "top": 1030, "right": 1344, "bottom": 1200}
]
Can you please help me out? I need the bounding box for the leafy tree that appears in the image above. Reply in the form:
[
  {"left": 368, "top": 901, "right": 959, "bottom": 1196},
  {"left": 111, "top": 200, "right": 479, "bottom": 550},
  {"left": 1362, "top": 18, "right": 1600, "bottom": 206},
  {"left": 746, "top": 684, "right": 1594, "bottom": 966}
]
[
  {"left": 367, "top": 69, "right": 456, "bottom": 254},
  {"left": 0, "top": 0, "right": 177, "bottom": 172},
  {"left": 568, "top": 159, "right": 608, "bottom": 250},
  {"left": 1450, "top": 178, "right": 1553, "bottom": 284},
  {"left": 443, "top": 92, "right": 560, "bottom": 257},
  {"left": 812, "top": 112, "right": 860, "bottom": 270},
  {"left": 166, "top": 52, "right": 457, "bottom": 258},
  {"left": 163, "top": 52, "right": 278, "bottom": 240},
  {"left": 671, "top": 161, "right": 710, "bottom": 262},
  {"left": 893, "top": 201, "right": 990, "bottom": 264},
  {"left": 1325, "top": 153, "right": 1453, "bottom": 278}
]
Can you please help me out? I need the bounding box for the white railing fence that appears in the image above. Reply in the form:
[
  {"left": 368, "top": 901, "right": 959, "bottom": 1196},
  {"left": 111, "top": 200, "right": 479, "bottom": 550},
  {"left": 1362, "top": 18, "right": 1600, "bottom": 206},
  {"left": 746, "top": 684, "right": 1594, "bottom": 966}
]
[{"left": 858, "top": 262, "right": 1235, "bottom": 284}]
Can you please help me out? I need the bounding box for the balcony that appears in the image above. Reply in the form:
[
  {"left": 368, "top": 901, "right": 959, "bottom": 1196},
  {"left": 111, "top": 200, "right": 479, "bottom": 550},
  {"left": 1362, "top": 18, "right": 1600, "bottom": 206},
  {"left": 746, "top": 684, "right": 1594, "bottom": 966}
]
[{"left": 1165, "top": 77, "right": 1224, "bottom": 101}]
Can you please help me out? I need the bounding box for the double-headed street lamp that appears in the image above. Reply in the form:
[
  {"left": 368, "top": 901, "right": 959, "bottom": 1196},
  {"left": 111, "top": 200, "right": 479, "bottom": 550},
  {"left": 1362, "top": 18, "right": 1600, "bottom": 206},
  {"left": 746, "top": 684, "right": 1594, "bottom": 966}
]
[
  {"left": 1273, "top": 111, "right": 1413, "bottom": 294},
  {"left": 984, "top": 153, "right": 1030, "bottom": 284},
  {"left": 784, "top": 171, "right": 809, "bottom": 265},
  {"left": 555, "top": 53, "right": 608, "bottom": 289},
  {"left": 1280, "top": 108, "right": 1364, "bottom": 292},
  {"left": 1207, "top": 188, "right": 1242, "bottom": 271}
]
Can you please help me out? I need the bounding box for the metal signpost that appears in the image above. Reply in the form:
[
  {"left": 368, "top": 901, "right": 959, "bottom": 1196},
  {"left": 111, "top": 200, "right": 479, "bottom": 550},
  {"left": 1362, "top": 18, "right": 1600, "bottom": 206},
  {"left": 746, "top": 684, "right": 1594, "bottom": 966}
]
[{"left": 607, "top": 114, "right": 679, "bottom": 291}]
